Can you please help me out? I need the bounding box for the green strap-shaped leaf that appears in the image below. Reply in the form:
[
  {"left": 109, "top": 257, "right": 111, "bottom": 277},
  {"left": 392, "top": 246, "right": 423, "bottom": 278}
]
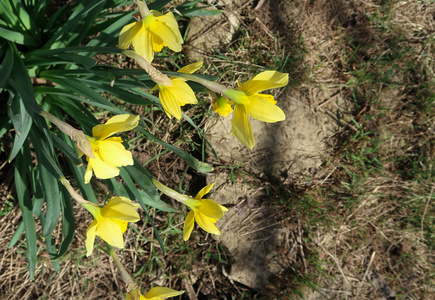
[
  {"left": 28, "top": 120, "right": 62, "bottom": 237},
  {"left": 125, "top": 159, "right": 177, "bottom": 213},
  {"left": 149, "top": 0, "right": 173, "bottom": 10},
  {"left": 51, "top": 186, "right": 76, "bottom": 260},
  {"left": 8, "top": 221, "right": 24, "bottom": 248},
  {"left": 119, "top": 168, "right": 166, "bottom": 254},
  {"left": 7, "top": 91, "right": 33, "bottom": 162},
  {"left": 45, "top": 235, "right": 61, "bottom": 272},
  {"left": 137, "top": 126, "right": 213, "bottom": 173},
  {"left": 86, "top": 11, "right": 133, "bottom": 48},
  {"left": 14, "top": 143, "right": 37, "bottom": 280},
  {"left": 0, "top": 45, "right": 14, "bottom": 88},
  {"left": 50, "top": 104, "right": 97, "bottom": 202},
  {"left": 44, "top": 0, "right": 106, "bottom": 49},
  {"left": 36, "top": 90, "right": 98, "bottom": 135},
  {"left": 0, "top": 24, "right": 38, "bottom": 46},
  {"left": 42, "top": 76, "right": 124, "bottom": 114},
  {"left": 51, "top": 134, "right": 82, "bottom": 165},
  {"left": 9, "top": 0, "right": 40, "bottom": 44}
]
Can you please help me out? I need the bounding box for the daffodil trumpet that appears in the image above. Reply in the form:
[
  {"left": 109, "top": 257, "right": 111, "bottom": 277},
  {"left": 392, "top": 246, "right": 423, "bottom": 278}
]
[{"left": 152, "top": 179, "right": 228, "bottom": 241}]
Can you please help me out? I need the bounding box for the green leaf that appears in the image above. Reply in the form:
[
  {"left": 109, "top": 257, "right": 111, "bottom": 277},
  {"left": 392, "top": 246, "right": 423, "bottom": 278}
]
[
  {"left": 149, "top": 0, "right": 173, "bottom": 11},
  {"left": 28, "top": 119, "right": 63, "bottom": 237},
  {"left": 86, "top": 11, "right": 133, "bottom": 48},
  {"left": 0, "top": 24, "right": 38, "bottom": 46},
  {"left": 7, "top": 91, "right": 33, "bottom": 162},
  {"left": 125, "top": 159, "right": 176, "bottom": 212},
  {"left": 119, "top": 169, "right": 166, "bottom": 254},
  {"left": 137, "top": 126, "right": 213, "bottom": 173},
  {"left": 35, "top": 87, "right": 100, "bottom": 135},
  {"left": 51, "top": 186, "right": 75, "bottom": 260},
  {"left": 30, "top": 167, "right": 45, "bottom": 218},
  {"left": 51, "top": 134, "right": 82, "bottom": 165},
  {"left": 14, "top": 143, "right": 37, "bottom": 280},
  {"left": 8, "top": 221, "right": 24, "bottom": 248},
  {"left": 51, "top": 105, "right": 97, "bottom": 202},
  {"left": 45, "top": 235, "right": 61, "bottom": 272},
  {"left": 10, "top": 0, "right": 40, "bottom": 43},
  {"left": 45, "top": 0, "right": 106, "bottom": 49},
  {"left": 0, "top": 45, "right": 14, "bottom": 88},
  {"left": 42, "top": 76, "right": 125, "bottom": 114}
]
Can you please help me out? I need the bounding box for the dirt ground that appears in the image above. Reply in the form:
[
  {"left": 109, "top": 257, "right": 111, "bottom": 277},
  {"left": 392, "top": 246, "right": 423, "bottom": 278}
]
[{"left": 1, "top": 0, "right": 434, "bottom": 299}]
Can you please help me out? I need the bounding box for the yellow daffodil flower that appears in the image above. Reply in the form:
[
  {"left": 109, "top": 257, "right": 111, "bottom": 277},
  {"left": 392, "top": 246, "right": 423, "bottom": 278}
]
[
  {"left": 126, "top": 287, "right": 184, "bottom": 300},
  {"left": 152, "top": 179, "right": 228, "bottom": 241},
  {"left": 219, "top": 71, "right": 288, "bottom": 149},
  {"left": 82, "top": 114, "right": 139, "bottom": 184},
  {"left": 83, "top": 197, "right": 140, "bottom": 256},
  {"left": 152, "top": 62, "right": 203, "bottom": 120},
  {"left": 119, "top": 8, "right": 183, "bottom": 63}
]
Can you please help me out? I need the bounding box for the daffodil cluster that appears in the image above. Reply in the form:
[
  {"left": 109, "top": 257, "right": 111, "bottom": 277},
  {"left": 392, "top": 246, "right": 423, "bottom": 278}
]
[{"left": 49, "top": 0, "right": 289, "bottom": 297}]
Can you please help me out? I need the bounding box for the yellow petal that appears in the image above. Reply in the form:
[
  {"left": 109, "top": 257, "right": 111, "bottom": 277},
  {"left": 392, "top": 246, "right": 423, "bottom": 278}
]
[
  {"left": 84, "top": 160, "right": 93, "bottom": 184},
  {"left": 183, "top": 210, "right": 195, "bottom": 241},
  {"left": 102, "top": 197, "right": 140, "bottom": 221},
  {"left": 245, "top": 94, "right": 285, "bottom": 123},
  {"left": 149, "top": 12, "right": 183, "bottom": 52},
  {"left": 199, "top": 199, "right": 225, "bottom": 219},
  {"left": 177, "top": 61, "right": 203, "bottom": 74},
  {"left": 231, "top": 104, "right": 255, "bottom": 149},
  {"left": 257, "top": 93, "right": 277, "bottom": 104},
  {"left": 97, "top": 218, "right": 125, "bottom": 248},
  {"left": 86, "top": 220, "right": 98, "bottom": 257},
  {"left": 159, "top": 85, "right": 182, "bottom": 119},
  {"left": 87, "top": 155, "right": 120, "bottom": 180},
  {"left": 195, "top": 183, "right": 215, "bottom": 200},
  {"left": 92, "top": 114, "right": 139, "bottom": 140},
  {"left": 144, "top": 287, "right": 185, "bottom": 299},
  {"left": 119, "top": 21, "right": 142, "bottom": 49},
  {"left": 194, "top": 211, "right": 221, "bottom": 235},
  {"left": 159, "top": 80, "right": 197, "bottom": 119},
  {"left": 172, "top": 79, "right": 198, "bottom": 105},
  {"left": 98, "top": 138, "right": 134, "bottom": 167},
  {"left": 240, "top": 71, "right": 288, "bottom": 96},
  {"left": 132, "top": 24, "right": 155, "bottom": 63}
]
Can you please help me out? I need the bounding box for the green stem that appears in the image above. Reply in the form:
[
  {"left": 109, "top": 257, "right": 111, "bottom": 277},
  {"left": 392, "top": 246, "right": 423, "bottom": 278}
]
[
  {"left": 109, "top": 247, "right": 140, "bottom": 298},
  {"left": 60, "top": 177, "right": 93, "bottom": 205}
]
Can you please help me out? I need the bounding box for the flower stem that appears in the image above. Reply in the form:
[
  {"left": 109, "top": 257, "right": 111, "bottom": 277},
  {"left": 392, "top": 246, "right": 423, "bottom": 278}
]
[
  {"left": 60, "top": 177, "right": 93, "bottom": 205},
  {"left": 108, "top": 247, "right": 139, "bottom": 298},
  {"left": 134, "top": 0, "right": 151, "bottom": 19}
]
